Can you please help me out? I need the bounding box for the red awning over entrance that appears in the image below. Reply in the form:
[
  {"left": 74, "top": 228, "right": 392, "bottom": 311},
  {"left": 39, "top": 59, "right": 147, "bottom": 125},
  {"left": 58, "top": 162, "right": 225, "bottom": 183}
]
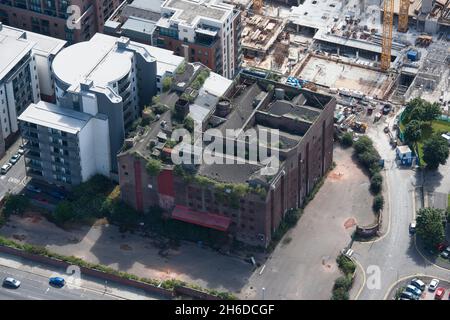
[{"left": 171, "top": 205, "right": 231, "bottom": 232}]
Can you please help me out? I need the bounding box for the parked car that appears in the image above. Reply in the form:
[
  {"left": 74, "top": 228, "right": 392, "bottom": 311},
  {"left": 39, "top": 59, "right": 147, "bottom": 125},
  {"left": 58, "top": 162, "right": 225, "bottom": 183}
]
[
  {"left": 409, "top": 220, "right": 416, "bottom": 234},
  {"left": 17, "top": 148, "right": 25, "bottom": 155},
  {"left": 436, "top": 242, "right": 448, "bottom": 252},
  {"left": 400, "top": 291, "right": 418, "bottom": 300},
  {"left": 9, "top": 153, "right": 21, "bottom": 164},
  {"left": 434, "top": 287, "right": 446, "bottom": 300},
  {"left": 49, "top": 277, "right": 65, "bottom": 287},
  {"left": 440, "top": 250, "right": 450, "bottom": 259},
  {"left": 411, "top": 278, "right": 426, "bottom": 291},
  {"left": 1, "top": 163, "right": 12, "bottom": 175},
  {"left": 26, "top": 184, "right": 42, "bottom": 193},
  {"left": 382, "top": 104, "right": 392, "bottom": 115},
  {"left": 428, "top": 279, "right": 439, "bottom": 291},
  {"left": 45, "top": 189, "right": 66, "bottom": 200},
  {"left": 2, "top": 277, "right": 21, "bottom": 288},
  {"left": 405, "top": 284, "right": 422, "bottom": 298}
]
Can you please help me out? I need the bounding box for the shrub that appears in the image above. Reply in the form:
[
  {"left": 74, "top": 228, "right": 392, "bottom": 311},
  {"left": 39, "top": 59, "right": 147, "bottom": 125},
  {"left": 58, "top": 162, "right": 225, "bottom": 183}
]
[
  {"left": 353, "top": 136, "right": 373, "bottom": 154},
  {"left": 145, "top": 159, "right": 162, "bottom": 176},
  {"left": 184, "top": 116, "right": 194, "bottom": 133},
  {"left": 1, "top": 194, "right": 30, "bottom": 216},
  {"left": 373, "top": 195, "right": 384, "bottom": 213},
  {"left": 53, "top": 201, "right": 74, "bottom": 224},
  {"left": 370, "top": 173, "right": 383, "bottom": 194},
  {"left": 162, "top": 76, "right": 172, "bottom": 92},
  {"left": 331, "top": 287, "right": 349, "bottom": 300},
  {"left": 358, "top": 150, "right": 380, "bottom": 170},
  {"left": 341, "top": 132, "right": 353, "bottom": 147},
  {"left": 333, "top": 275, "right": 353, "bottom": 290},
  {"left": 336, "top": 254, "right": 356, "bottom": 275}
]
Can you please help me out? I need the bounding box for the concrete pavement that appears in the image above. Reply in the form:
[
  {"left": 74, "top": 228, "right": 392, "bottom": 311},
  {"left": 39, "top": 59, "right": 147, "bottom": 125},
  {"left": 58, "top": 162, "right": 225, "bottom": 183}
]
[{"left": 240, "top": 145, "right": 375, "bottom": 300}]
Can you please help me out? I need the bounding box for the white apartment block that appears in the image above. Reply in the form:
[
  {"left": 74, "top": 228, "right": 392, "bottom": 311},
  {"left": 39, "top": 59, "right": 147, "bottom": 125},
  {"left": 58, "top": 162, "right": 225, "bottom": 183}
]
[
  {"left": 19, "top": 101, "right": 110, "bottom": 185},
  {"left": 0, "top": 22, "right": 65, "bottom": 156}
]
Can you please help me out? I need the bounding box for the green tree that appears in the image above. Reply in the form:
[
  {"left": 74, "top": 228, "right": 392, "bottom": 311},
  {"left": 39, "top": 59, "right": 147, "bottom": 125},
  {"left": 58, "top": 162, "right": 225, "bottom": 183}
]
[
  {"left": 422, "top": 102, "right": 442, "bottom": 124},
  {"left": 145, "top": 159, "right": 162, "bottom": 176},
  {"left": 422, "top": 134, "right": 449, "bottom": 170},
  {"left": 370, "top": 173, "right": 383, "bottom": 194},
  {"left": 353, "top": 136, "right": 374, "bottom": 154},
  {"left": 341, "top": 132, "right": 353, "bottom": 147},
  {"left": 53, "top": 201, "right": 74, "bottom": 224},
  {"left": 404, "top": 119, "right": 422, "bottom": 156},
  {"left": 1, "top": 194, "right": 30, "bottom": 216},
  {"left": 416, "top": 207, "right": 445, "bottom": 248},
  {"left": 373, "top": 195, "right": 384, "bottom": 213}
]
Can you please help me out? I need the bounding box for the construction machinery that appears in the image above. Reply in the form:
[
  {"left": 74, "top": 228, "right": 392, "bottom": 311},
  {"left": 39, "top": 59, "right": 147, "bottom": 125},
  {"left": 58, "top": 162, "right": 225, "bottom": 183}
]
[
  {"left": 398, "top": 0, "right": 410, "bottom": 32},
  {"left": 381, "top": 0, "right": 394, "bottom": 71}
]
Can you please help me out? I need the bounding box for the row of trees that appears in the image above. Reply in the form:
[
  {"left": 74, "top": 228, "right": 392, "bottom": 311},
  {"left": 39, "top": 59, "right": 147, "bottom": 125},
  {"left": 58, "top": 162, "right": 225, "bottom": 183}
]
[{"left": 352, "top": 136, "right": 385, "bottom": 213}]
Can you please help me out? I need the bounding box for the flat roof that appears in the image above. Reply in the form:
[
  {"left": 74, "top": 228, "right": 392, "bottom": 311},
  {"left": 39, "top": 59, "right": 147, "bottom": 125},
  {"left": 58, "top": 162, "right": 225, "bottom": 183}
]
[
  {"left": 0, "top": 25, "right": 35, "bottom": 80},
  {"left": 18, "top": 101, "right": 92, "bottom": 134},
  {"left": 122, "top": 16, "right": 157, "bottom": 35},
  {"left": 163, "top": 0, "right": 230, "bottom": 24},
  {"left": 52, "top": 33, "right": 183, "bottom": 87},
  {"left": 129, "top": 0, "right": 163, "bottom": 12},
  {"left": 24, "top": 30, "right": 66, "bottom": 56},
  {"left": 52, "top": 33, "right": 133, "bottom": 86}
]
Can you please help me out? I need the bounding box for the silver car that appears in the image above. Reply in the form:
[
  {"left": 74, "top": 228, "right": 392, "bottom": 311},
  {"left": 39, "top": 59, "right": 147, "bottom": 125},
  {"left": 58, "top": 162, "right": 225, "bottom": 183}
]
[{"left": 3, "top": 277, "right": 21, "bottom": 288}]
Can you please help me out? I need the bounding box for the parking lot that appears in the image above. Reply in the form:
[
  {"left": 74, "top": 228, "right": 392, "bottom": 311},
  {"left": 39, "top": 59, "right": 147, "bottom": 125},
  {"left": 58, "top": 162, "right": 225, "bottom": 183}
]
[
  {"left": 389, "top": 276, "right": 450, "bottom": 300},
  {"left": 0, "top": 139, "right": 27, "bottom": 199}
]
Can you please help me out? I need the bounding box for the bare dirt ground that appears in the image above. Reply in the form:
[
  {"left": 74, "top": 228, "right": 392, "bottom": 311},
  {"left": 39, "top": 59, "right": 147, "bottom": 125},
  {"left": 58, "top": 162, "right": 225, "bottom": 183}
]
[{"left": 0, "top": 214, "right": 253, "bottom": 293}]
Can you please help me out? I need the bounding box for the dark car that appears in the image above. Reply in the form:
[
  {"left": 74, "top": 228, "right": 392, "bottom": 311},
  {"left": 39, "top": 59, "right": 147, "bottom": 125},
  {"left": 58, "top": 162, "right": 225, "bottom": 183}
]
[
  {"left": 26, "top": 184, "right": 42, "bottom": 193},
  {"left": 382, "top": 104, "right": 392, "bottom": 115},
  {"left": 3, "top": 277, "right": 21, "bottom": 288},
  {"left": 49, "top": 277, "right": 65, "bottom": 287},
  {"left": 46, "top": 190, "right": 66, "bottom": 200}
]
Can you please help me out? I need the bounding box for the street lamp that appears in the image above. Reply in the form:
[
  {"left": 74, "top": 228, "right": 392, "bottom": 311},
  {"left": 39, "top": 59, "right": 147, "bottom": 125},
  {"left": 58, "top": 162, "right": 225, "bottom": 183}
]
[{"left": 262, "top": 287, "right": 266, "bottom": 300}]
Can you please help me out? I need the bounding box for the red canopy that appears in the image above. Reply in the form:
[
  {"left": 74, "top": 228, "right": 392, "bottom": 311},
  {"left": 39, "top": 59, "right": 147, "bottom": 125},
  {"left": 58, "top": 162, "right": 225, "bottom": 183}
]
[{"left": 171, "top": 205, "right": 231, "bottom": 232}]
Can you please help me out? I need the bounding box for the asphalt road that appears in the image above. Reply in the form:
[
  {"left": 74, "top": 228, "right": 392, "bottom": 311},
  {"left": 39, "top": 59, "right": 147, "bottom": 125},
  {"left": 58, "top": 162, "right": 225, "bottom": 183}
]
[
  {"left": 353, "top": 115, "right": 450, "bottom": 300},
  {"left": 0, "top": 264, "right": 116, "bottom": 300}
]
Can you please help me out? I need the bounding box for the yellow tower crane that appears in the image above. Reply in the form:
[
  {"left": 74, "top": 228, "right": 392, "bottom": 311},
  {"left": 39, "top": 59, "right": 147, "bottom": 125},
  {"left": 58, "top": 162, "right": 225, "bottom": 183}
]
[
  {"left": 398, "top": 0, "right": 410, "bottom": 32},
  {"left": 381, "top": 0, "right": 394, "bottom": 71}
]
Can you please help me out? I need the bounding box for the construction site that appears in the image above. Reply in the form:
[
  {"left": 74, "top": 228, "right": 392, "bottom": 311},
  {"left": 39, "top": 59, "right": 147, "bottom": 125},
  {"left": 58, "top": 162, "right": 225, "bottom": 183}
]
[{"left": 238, "top": 0, "right": 449, "bottom": 133}]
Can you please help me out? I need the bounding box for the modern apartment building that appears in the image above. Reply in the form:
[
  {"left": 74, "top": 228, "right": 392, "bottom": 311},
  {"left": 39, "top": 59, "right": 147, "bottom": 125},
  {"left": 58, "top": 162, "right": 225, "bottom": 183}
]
[
  {"left": 18, "top": 32, "right": 183, "bottom": 187},
  {"left": 154, "top": 0, "right": 241, "bottom": 79},
  {"left": 118, "top": 71, "right": 335, "bottom": 247},
  {"left": 19, "top": 101, "right": 110, "bottom": 185},
  {"left": 0, "top": 0, "right": 121, "bottom": 43},
  {"left": 0, "top": 23, "right": 37, "bottom": 156}
]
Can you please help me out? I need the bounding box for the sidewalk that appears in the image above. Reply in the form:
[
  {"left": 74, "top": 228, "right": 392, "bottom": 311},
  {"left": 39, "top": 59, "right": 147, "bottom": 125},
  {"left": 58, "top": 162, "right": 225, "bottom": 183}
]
[{"left": 0, "top": 252, "right": 161, "bottom": 300}]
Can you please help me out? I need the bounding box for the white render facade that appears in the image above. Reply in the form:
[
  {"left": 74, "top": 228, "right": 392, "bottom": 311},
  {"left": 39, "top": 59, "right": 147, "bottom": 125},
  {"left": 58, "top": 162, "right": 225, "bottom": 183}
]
[
  {"left": 19, "top": 101, "right": 110, "bottom": 186},
  {"left": 0, "top": 23, "right": 66, "bottom": 157},
  {"left": 18, "top": 32, "right": 183, "bottom": 186}
]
